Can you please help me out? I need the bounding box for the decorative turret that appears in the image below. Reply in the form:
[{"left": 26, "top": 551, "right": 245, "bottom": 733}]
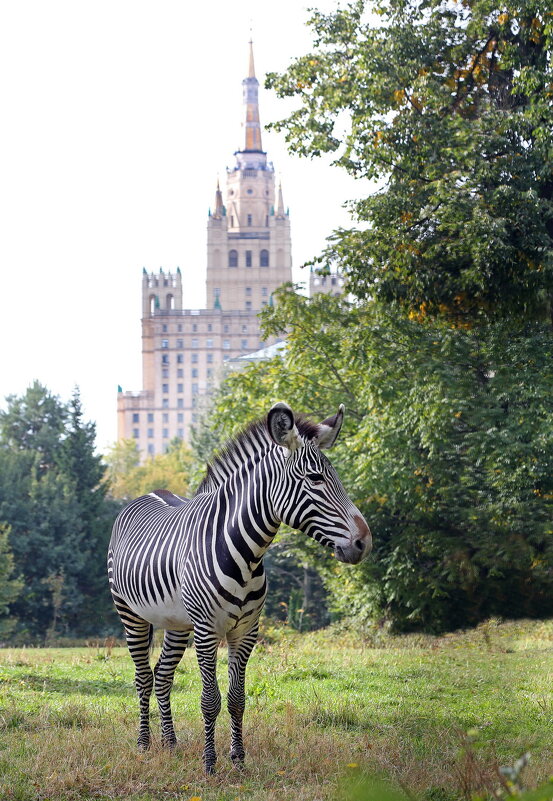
[{"left": 142, "top": 267, "right": 183, "bottom": 317}]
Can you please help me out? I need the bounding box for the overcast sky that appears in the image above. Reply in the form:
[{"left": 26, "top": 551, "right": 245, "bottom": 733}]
[{"left": 0, "top": 0, "right": 366, "bottom": 452}]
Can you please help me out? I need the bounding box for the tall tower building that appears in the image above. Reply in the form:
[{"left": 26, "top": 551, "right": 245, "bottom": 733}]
[{"left": 117, "top": 43, "right": 292, "bottom": 456}]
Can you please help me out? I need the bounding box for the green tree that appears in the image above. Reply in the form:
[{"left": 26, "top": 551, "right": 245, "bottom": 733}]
[
  {"left": 207, "top": 288, "right": 553, "bottom": 631},
  {"left": 105, "top": 438, "right": 192, "bottom": 502},
  {"left": 0, "top": 380, "right": 66, "bottom": 472},
  {"left": 0, "top": 384, "right": 118, "bottom": 640},
  {"left": 0, "top": 524, "right": 23, "bottom": 639},
  {"left": 267, "top": 0, "right": 553, "bottom": 322}
]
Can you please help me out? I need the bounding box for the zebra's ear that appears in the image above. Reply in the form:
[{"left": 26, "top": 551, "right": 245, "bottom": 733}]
[
  {"left": 316, "top": 404, "right": 345, "bottom": 449},
  {"left": 268, "top": 402, "right": 302, "bottom": 451}
]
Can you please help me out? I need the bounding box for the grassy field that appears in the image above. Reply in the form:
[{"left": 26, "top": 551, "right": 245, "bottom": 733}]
[{"left": 0, "top": 619, "right": 552, "bottom": 801}]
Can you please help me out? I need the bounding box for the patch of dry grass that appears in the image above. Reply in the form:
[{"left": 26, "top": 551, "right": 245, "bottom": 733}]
[{"left": 1, "top": 619, "right": 552, "bottom": 800}]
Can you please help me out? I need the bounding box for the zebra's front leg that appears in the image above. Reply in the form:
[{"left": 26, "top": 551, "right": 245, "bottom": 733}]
[
  {"left": 194, "top": 631, "right": 222, "bottom": 774},
  {"left": 154, "top": 629, "right": 191, "bottom": 748},
  {"left": 112, "top": 594, "right": 154, "bottom": 751},
  {"left": 227, "top": 623, "right": 259, "bottom": 768}
]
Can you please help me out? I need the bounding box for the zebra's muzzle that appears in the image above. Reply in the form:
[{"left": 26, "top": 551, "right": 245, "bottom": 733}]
[{"left": 334, "top": 515, "right": 372, "bottom": 564}]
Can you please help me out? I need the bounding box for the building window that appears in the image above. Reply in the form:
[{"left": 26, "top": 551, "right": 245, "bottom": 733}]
[
  {"left": 224, "top": 324, "right": 229, "bottom": 333},
  {"left": 260, "top": 249, "right": 269, "bottom": 267},
  {"left": 162, "top": 324, "right": 168, "bottom": 333},
  {"left": 241, "top": 339, "right": 248, "bottom": 349},
  {"left": 132, "top": 413, "right": 139, "bottom": 423},
  {"left": 148, "top": 444, "right": 154, "bottom": 455},
  {"left": 223, "top": 340, "right": 230, "bottom": 349},
  {"left": 245, "top": 250, "right": 252, "bottom": 267},
  {"left": 177, "top": 413, "right": 184, "bottom": 423},
  {"left": 162, "top": 383, "right": 169, "bottom": 393},
  {"left": 207, "top": 368, "right": 213, "bottom": 378},
  {"left": 242, "top": 324, "right": 248, "bottom": 333},
  {"left": 207, "top": 323, "right": 212, "bottom": 332},
  {"left": 230, "top": 215, "right": 234, "bottom": 227},
  {"left": 192, "top": 323, "right": 198, "bottom": 332},
  {"left": 161, "top": 368, "right": 169, "bottom": 378},
  {"left": 147, "top": 413, "right": 154, "bottom": 423},
  {"left": 162, "top": 399, "right": 169, "bottom": 409},
  {"left": 247, "top": 214, "right": 252, "bottom": 226},
  {"left": 229, "top": 249, "right": 238, "bottom": 267},
  {"left": 177, "top": 383, "right": 183, "bottom": 393},
  {"left": 177, "top": 398, "right": 184, "bottom": 409},
  {"left": 245, "top": 301, "right": 252, "bottom": 311},
  {"left": 262, "top": 287, "right": 268, "bottom": 296},
  {"left": 177, "top": 338, "right": 183, "bottom": 348},
  {"left": 191, "top": 338, "right": 199, "bottom": 348},
  {"left": 177, "top": 368, "right": 183, "bottom": 378},
  {"left": 261, "top": 300, "right": 267, "bottom": 306},
  {"left": 192, "top": 368, "right": 198, "bottom": 378},
  {"left": 133, "top": 428, "right": 139, "bottom": 439},
  {"left": 192, "top": 413, "right": 198, "bottom": 423},
  {"left": 148, "top": 428, "right": 154, "bottom": 438},
  {"left": 163, "top": 428, "right": 169, "bottom": 438},
  {"left": 162, "top": 413, "right": 169, "bottom": 423},
  {"left": 245, "top": 287, "right": 252, "bottom": 296},
  {"left": 192, "top": 383, "right": 199, "bottom": 394},
  {"left": 206, "top": 338, "right": 213, "bottom": 347},
  {"left": 177, "top": 353, "right": 183, "bottom": 364},
  {"left": 191, "top": 353, "right": 198, "bottom": 363},
  {"left": 177, "top": 428, "right": 184, "bottom": 439},
  {"left": 162, "top": 354, "right": 169, "bottom": 365},
  {"left": 177, "top": 324, "right": 182, "bottom": 332},
  {"left": 207, "top": 353, "right": 213, "bottom": 363}
]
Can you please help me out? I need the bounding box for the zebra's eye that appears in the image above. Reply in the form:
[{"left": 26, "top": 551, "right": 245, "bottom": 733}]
[{"left": 307, "top": 473, "right": 325, "bottom": 486}]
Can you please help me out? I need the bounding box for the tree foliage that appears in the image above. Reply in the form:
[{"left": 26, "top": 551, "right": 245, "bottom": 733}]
[
  {"left": 206, "top": 289, "right": 553, "bottom": 631},
  {"left": 104, "top": 438, "right": 192, "bottom": 502},
  {"left": 0, "top": 524, "right": 23, "bottom": 640},
  {"left": 267, "top": 0, "right": 553, "bottom": 323},
  {"left": 0, "top": 383, "right": 118, "bottom": 640}
]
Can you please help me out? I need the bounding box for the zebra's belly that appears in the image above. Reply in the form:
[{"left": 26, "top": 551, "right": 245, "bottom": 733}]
[{"left": 129, "top": 595, "right": 193, "bottom": 632}]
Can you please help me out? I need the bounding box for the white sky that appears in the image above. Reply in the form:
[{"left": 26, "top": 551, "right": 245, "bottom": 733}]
[{"left": 0, "top": 0, "right": 365, "bottom": 453}]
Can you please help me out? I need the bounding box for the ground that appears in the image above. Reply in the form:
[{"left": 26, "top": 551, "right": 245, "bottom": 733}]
[{"left": 0, "top": 619, "right": 552, "bottom": 801}]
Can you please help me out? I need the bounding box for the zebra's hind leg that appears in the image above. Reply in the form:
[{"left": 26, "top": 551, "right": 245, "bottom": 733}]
[
  {"left": 226, "top": 623, "right": 259, "bottom": 768},
  {"left": 154, "top": 629, "right": 191, "bottom": 748},
  {"left": 111, "top": 593, "right": 154, "bottom": 750},
  {"left": 194, "top": 630, "right": 222, "bottom": 774}
]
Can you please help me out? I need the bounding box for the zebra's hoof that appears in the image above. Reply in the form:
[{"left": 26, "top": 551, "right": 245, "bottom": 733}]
[
  {"left": 137, "top": 740, "right": 151, "bottom": 752},
  {"left": 162, "top": 735, "right": 177, "bottom": 750},
  {"left": 204, "top": 762, "right": 216, "bottom": 775},
  {"left": 230, "top": 751, "right": 245, "bottom": 770}
]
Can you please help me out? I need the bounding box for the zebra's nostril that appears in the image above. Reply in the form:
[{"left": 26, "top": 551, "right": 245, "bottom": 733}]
[{"left": 354, "top": 539, "right": 364, "bottom": 551}]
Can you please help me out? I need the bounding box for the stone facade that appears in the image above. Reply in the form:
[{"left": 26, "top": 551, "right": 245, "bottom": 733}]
[{"left": 117, "top": 43, "right": 292, "bottom": 457}]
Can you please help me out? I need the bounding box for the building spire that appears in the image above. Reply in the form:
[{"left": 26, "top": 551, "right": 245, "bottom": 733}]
[
  {"left": 276, "top": 180, "right": 285, "bottom": 217},
  {"left": 214, "top": 177, "right": 224, "bottom": 217},
  {"left": 242, "top": 39, "right": 263, "bottom": 152},
  {"left": 248, "top": 38, "right": 255, "bottom": 78}
]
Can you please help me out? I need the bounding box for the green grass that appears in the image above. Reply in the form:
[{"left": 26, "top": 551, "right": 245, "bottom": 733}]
[{"left": 0, "top": 619, "right": 552, "bottom": 800}]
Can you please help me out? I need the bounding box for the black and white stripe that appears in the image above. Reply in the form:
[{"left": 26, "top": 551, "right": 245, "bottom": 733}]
[{"left": 108, "top": 402, "right": 371, "bottom": 772}]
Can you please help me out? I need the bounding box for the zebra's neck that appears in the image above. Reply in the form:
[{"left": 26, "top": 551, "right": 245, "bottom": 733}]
[{"left": 209, "top": 445, "right": 284, "bottom": 579}]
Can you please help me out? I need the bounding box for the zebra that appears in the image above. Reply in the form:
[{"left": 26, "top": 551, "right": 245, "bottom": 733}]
[{"left": 108, "top": 402, "right": 371, "bottom": 773}]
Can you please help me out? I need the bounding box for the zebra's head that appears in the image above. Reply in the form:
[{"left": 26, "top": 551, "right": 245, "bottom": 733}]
[{"left": 267, "top": 402, "right": 372, "bottom": 565}]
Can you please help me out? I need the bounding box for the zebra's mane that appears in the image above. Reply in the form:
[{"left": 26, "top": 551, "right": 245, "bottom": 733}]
[{"left": 194, "top": 414, "right": 320, "bottom": 495}]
